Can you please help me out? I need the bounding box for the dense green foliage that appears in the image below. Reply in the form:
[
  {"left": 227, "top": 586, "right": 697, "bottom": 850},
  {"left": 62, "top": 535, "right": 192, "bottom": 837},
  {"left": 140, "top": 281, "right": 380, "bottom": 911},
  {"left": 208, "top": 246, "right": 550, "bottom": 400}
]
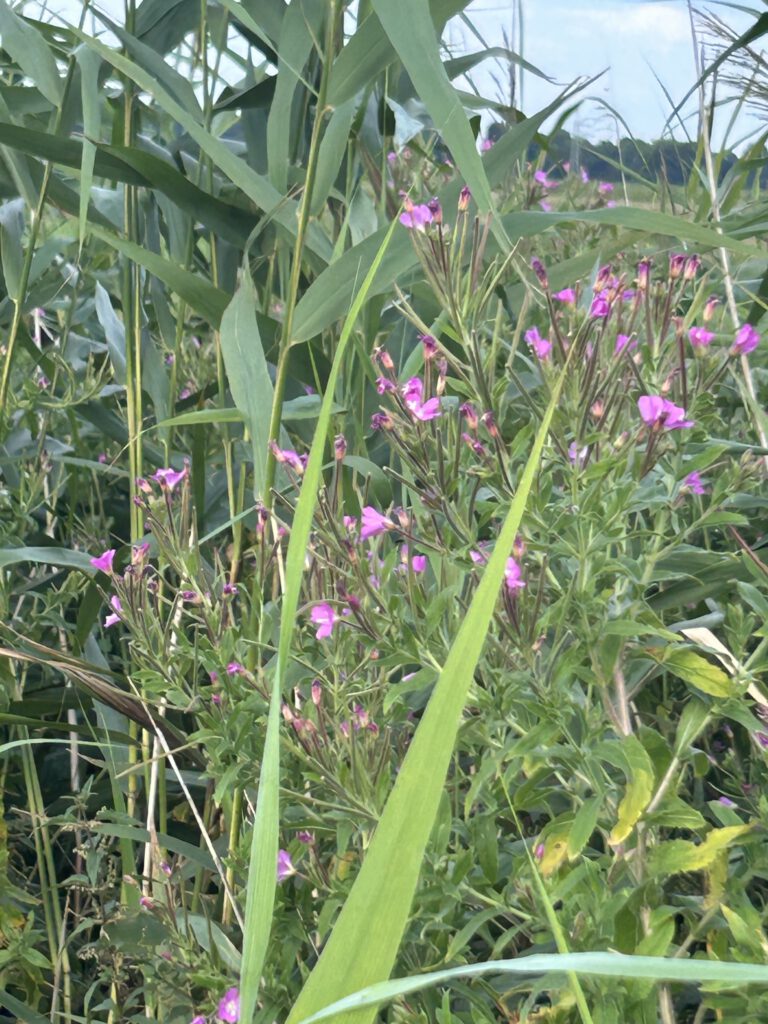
[{"left": 1, "top": 2, "right": 768, "bottom": 1024}]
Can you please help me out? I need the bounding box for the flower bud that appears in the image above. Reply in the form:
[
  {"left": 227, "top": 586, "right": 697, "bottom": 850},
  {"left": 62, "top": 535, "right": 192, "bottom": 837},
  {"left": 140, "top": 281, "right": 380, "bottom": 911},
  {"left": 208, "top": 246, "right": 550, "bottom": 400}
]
[
  {"left": 458, "top": 185, "right": 471, "bottom": 212},
  {"left": 334, "top": 434, "right": 347, "bottom": 460},
  {"left": 669, "top": 252, "right": 686, "bottom": 279},
  {"left": 683, "top": 254, "right": 701, "bottom": 280},
  {"left": 636, "top": 259, "right": 651, "bottom": 290},
  {"left": 427, "top": 197, "right": 442, "bottom": 225},
  {"left": 703, "top": 295, "right": 720, "bottom": 323},
  {"left": 531, "top": 257, "right": 548, "bottom": 290}
]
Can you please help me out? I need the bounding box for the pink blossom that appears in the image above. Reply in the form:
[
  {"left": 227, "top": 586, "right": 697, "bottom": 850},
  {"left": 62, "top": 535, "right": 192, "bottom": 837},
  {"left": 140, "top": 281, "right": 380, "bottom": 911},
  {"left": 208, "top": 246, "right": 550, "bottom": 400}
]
[
  {"left": 104, "top": 595, "right": 122, "bottom": 629},
  {"left": 399, "top": 205, "right": 433, "bottom": 230},
  {"left": 217, "top": 987, "right": 240, "bottom": 1023},
  {"left": 580, "top": 168, "right": 590, "bottom": 183},
  {"left": 524, "top": 327, "right": 552, "bottom": 360},
  {"left": 568, "top": 442, "right": 588, "bottom": 466},
  {"left": 343, "top": 515, "right": 357, "bottom": 533},
  {"left": 689, "top": 326, "right": 715, "bottom": 348},
  {"left": 732, "top": 323, "right": 760, "bottom": 356},
  {"left": 269, "top": 441, "right": 306, "bottom": 474},
  {"left": 504, "top": 558, "right": 526, "bottom": 591},
  {"left": 277, "top": 849, "right": 295, "bottom": 882},
  {"left": 597, "top": 181, "right": 614, "bottom": 194},
  {"left": 590, "top": 295, "right": 610, "bottom": 318},
  {"left": 553, "top": 288, "right": 576, "bottom": 304},
  {"left": 153, "top": 466, "right": 187, "bottom": 490},
  {"left": 402, "top": 376, "right": 441, "bottom": 421},
  {"left": 480, "top": 138, "right": 494, "bottom": 151},
  {"left": 534, "top": 169, "right": 552, "bottom": 187},
  {"left": 310, "top": 603, "right": 337, "bottom": 640},
  {"left": 90, "top": 548, "right": 116, "bottom": 573},
  {"left": 361, "top": 506, "right": 394, "bottom": 540},
  {"left": 637, "top": 395, "right": 694, "bottom": 430},
  {"left": 682, "top": 471, "right": 706, "bottom": 495},
  {"left": 539, "top": 200, "right": 552, "bottom": 212},
  {"left": 614, "top": 334, "right": 637, "bottom": 356}
]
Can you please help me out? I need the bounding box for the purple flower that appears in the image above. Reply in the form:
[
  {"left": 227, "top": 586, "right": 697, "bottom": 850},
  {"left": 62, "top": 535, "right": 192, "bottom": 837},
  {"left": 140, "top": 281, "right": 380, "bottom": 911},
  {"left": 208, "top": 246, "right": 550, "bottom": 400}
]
[
  {"left": 223, "top": 582, "right": 238, "bottom": 596},
  {"left": 420, "top": 333, "right": 438, "bottom": 359},
  {"left": 277, "top": 849, "right": 295, "bottom": 882},
  {"left": 689, "top": 326, "right": 714, "bottom": 348},
  {"left": 531, "top": 257, "right": 548, "bottom": 289},
  {"left": 757, "top": 731, "right": 768, "bottom": 749},
  {"left": 191, "top": 1016, "right": 206, "bottom": 1024},
  {"left": 589, "top": 295, "right": 610, "bottom": 318},
  {"left": 524, "top": 327, "right": 552, "bottom": 360},
  {"left": 298, "top": 830, "right": 314, "bottom": 844},
  {"left": 505, "top": 558, "right": 526, "bottom": 591},
  {"left": 638, "top": 395, "right": 694, "bottom": 430},
  {"left": 376, "top": 377, "right": 395, "bottom": 394},
  {"left": 90, "top": 548, "right": 116, "bottom": 574},
  {"left": 568, "top": 442, "right": 588, "bottom": 466},
  {"left": 413, "top": 397, "right": 441, "bottom": 421},
  {"left": 580, "top": 168, "right": 590, "bottom": 183},
  {"left": 411, "top": 554, "right": 427, "bottom": 573},
  {"left": 669, "top": 252, "right": 686, "bottom": 278},
  {"left": 480, "top": 138, "right": 493, "bottom": 151},
  {"left": 597, "top": 181, "right": 614, "bottom": 194},
  {"left": 226, "top": 662, "right": 245, "bottom": 676},
  {"left": 682, "top": 471, "right": 706, "bottom": 495},
  {"left": 387, "top": 150, "right": 397, "bottom": 165},
  {"left": 470, "top": 547, "right": 489, "bottom": 566},
  {"left": 217, "top": 987, "right": 240, "bottom": 1023},
  {"left": 539, "top": 200, "right": 552, "bottom": 212},
  {"left": 310, "top": 603, "right": 337, "bottom": 640},
  {"left": 104, "top": 595, "right": 122, "bottom": 629},
  {"left": 718, "top": 796, "right": 736, "bottom": 807},
  {"left": 269, "top": 441, "right": 305, "bottom": 474},
  {"left": 399, "top": 204, "right": 433, "bottom": 231},
  {"left": 732, "top": 323, "right": 760, "bottom": 356},
  {"left": 153, "top": 466, "right": 187, "bottom": 491},
  {"left": 534, "top": 169, "right": 552, "bottom": 187},
  {"left": 615, "top": 334, "right": 637, "bottom": 356},
  {"left": 553, "top": 288, "right": 576, "bottom": 304},
  {"left": 361, "top": 505, "right": 394, "bottom": 540}
]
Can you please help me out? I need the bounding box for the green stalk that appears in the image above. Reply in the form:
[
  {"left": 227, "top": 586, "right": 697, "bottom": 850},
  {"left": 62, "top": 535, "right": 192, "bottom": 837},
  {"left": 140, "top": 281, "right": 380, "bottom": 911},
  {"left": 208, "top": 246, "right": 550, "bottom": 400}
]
[{"left": 263, "top": 0, "right": 342, "bottom": 509}]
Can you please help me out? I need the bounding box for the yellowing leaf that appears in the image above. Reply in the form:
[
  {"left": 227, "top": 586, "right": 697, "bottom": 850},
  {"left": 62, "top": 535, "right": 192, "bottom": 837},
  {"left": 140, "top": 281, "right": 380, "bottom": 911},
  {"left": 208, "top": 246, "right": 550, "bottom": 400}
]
[
  {"left": 660, "top": 648, "right": 736, "bottom": 698},
  {"left": 538, "top": 822, "right": 573, "bottom": 878},
  {"left": 609, "top": 770, "right": 654, "bottom": 845},
  {"left": 648, "top": 824, "right": 753, "bottom": 876}
]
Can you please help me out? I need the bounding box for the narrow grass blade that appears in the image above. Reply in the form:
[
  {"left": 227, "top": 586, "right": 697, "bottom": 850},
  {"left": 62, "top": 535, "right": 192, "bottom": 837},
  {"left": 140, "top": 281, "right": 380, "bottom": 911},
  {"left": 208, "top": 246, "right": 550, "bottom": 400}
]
[
  {"left": 237, "top": 216, "right": 401, "bottom": 1024},
  {"left": 299, "top": 953, "right": 768, "bottom": 1024},
  {"left": 285, "top": 351, "right": 574, "bottom": 1024},
  {"left": 220, "top": 269, "right": 274, "bottom": 498}
]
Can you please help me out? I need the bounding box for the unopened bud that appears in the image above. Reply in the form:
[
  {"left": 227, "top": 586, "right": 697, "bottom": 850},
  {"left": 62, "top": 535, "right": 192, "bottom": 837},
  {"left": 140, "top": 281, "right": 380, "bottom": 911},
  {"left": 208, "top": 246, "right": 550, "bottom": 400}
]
[
  {"left": 531, "top": 257, "right": 548, "bottom": 290},
  {"left": 481, "top": 410, "right": 499, "bottom": 438},
  {"left": 311, "top": 680, "right": 322, "bottom": 706},
  {"left": 419, "top": 333, "right": 438, "bottom": 360},
  {"left": 334, "top": 434, "right": 347, "bottom": 460},
  {"left": 427, "top": 197, "right": 442, "bottom": 225},
  {"left": 636, "top": 259, "right": 651, "bottom": 290},
  {"left": 458, "top": 185, "right": 471, "bottom": 212},
  {"left": 683, "top": 254, "right": 701, "bottom": 280},
  {"left": 460, "top": 402, "right": 479, "bottom": 430},
  {"left": 703, "top": 295, "right": 720, "bottom": 323},
  {"left": 669, "top": 252, "right": 686, "bottom": 279}
]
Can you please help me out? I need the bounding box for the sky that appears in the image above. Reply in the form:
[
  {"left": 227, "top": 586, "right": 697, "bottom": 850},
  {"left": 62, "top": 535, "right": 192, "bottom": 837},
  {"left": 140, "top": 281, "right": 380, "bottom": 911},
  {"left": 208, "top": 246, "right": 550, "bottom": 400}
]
[{"left": 25, "top": 0, "right": 762, "bottom": 146}]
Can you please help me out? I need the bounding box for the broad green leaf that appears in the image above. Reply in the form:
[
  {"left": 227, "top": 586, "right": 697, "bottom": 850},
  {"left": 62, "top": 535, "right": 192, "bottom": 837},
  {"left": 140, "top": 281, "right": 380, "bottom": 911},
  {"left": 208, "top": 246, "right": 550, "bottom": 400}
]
[
  {"left": 311, "top": 97, "right": 357, "bottom": 217},
  {"left": 135, "top": 0, "right": 200, "bottom": 54},
  {"left": 327, "top": 0, "right": 466, "bottom": 108},
  {"left": 157, "top": 408, "right": 246, "bottom": 428},
  {"left": 88, "top": 224, "right": 229, "bottom": 327},
  {"left": 71, "top": 28, "right": 331, "bottom": 263},
  {"left": 237, "top": 214, "right": 401, "bottom": 1024},
  {"left": 267, "top": 0, "right": 324, "bottom": 193},
  {"left": 661, "top": 648, "right": 736, "bottom": 699},
  {"left": 94, "top": 282, "right": 127, "bottom": 385},
  {"left": 75, "top": 45, "right": 101, "bottom": 252},
  {"left": 286, "top": 332, "right": 575, "bottom": 1024},
  {"left": 0, "top": 546, "right": 94, "bottom": 572},
  {"left": 673, "top": 699, "right": 711, "bottom": 757},
  {"left": 0, "top": 991, "right": 50, "bottom": 1024},
  {"left": 220, "top": 270, "right": 274, "bottom": 499},
  {"left": 648, "top": 825, "right": 753, "bottom": 876},
  {"left": 371, "top": 0, "right": 494, "bottom": 215},
  {"left": 298, "top": 952, "right": 768, "bottom": 1024},
  {"left": 0, "top": 122, "right": 260, "bottom": 246},
  {"left": 0, "top": 197, "right": 24, "bottom": 301},
  {"left": 567, "top": 796, "right": 602, "bottom": 858},
  {"left": 0, "top": 1, "right": 63, "bottom": 107}
]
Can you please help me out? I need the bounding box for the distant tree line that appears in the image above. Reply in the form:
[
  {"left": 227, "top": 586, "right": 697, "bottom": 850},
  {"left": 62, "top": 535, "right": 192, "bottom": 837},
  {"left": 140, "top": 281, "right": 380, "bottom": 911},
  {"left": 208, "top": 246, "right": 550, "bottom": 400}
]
[{"left": 488, "top": 123, "right": 768, "bottom": 187}]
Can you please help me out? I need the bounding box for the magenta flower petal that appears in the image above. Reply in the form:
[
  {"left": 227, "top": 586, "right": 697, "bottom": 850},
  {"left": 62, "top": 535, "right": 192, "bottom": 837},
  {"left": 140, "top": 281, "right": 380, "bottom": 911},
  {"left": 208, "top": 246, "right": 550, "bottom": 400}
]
[
  {"left": 412, "top": 397, "right": 441, "bottom": 421},
  {"left": 152, "top": 466, "right": 187, "bottom": 491},
  {"left": 553, "top": 288, "right": 576, "bottom": 304},
  {"left": 90, "top": 548, "right": 116, "bottom": 573},
  {"left": 638, "top": 394, "right": 665, "bottom": 426},
  {"left": 361, "top": 506, "right": 393, "bottom": 540},
  {"left": 310, "top": 603, "right": 337, "bottom": 640},
  {"left": 524, "top": 327, "right": 552, "bottom": 360},
  {"left": 277, "top": 849, "right": 295, "bottom": 882},
  {"left": 682, "top": 471, "right": 706, "bottom": 495},
  {"left": 732, "top": 323, "right": 760, "bottom": 355},
  {"left": 504, "top": 557, "right": 526, "bottom": 591},
  {"left": 689, "top": 326, "right": 714, "bottom": 348},
  {"left": 217, "top": 987, "right": 240, "bottom": 1023},
  {"left": 104, "top": 595, "right": 122, "bottom": 628}
]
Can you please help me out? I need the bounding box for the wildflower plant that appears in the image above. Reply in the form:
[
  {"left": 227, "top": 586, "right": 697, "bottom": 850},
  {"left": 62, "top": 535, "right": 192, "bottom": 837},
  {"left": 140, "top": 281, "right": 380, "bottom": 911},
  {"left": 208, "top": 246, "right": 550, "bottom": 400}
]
[{"left": 1, "top": 3, "right": 768, "bottom": 1024}]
